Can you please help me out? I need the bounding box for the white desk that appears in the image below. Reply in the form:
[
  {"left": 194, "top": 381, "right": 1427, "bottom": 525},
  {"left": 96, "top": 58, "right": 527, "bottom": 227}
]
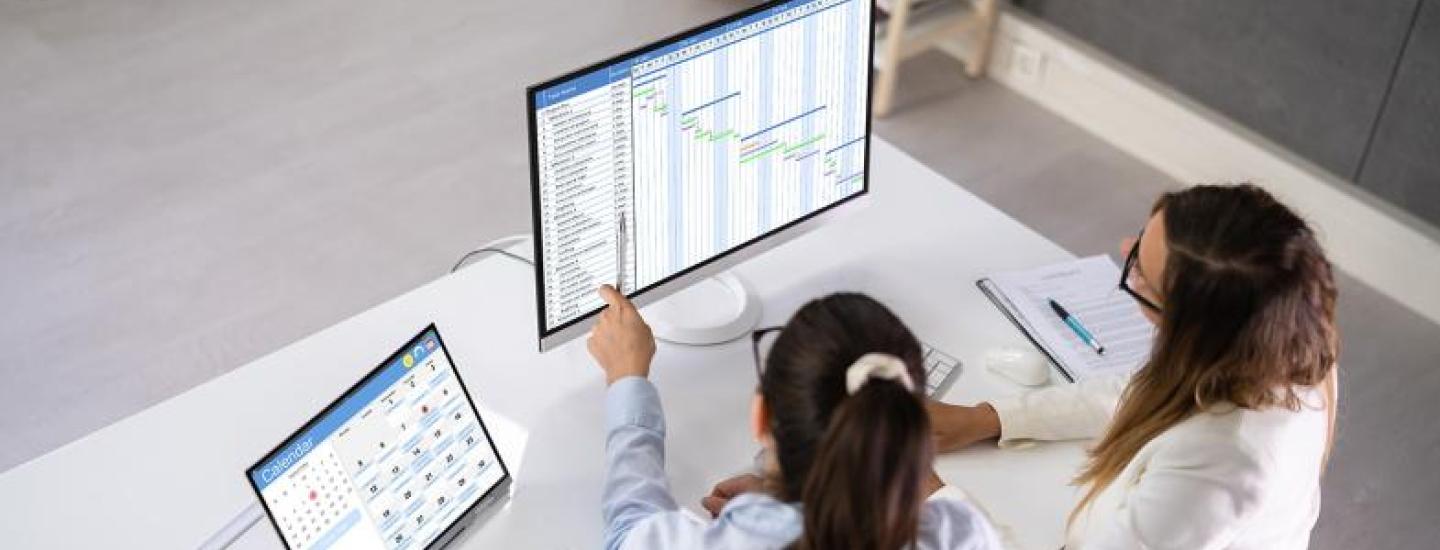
[{"left": 0, "top": 138, "right": 1086, "bottom": 549}]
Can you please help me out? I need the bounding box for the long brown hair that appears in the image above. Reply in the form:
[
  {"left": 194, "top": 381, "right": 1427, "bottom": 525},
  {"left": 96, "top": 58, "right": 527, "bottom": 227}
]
[
  {"left": 1072, "top": 184, "right": 1339, "bottom": 522},
  {"left": 762, "top": 293, "right": 932, "bottom": 550}
]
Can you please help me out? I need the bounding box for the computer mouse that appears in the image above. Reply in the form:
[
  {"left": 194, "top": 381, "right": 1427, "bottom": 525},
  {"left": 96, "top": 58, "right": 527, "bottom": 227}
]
[{"left": 984, "top": 347, "right": 1050, "bottom": 386}]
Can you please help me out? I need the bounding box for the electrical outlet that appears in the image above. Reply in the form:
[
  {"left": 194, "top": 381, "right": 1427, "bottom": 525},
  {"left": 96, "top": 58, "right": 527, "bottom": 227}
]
[{"left": 1009, "top": 42, "right": 1046, "bottom": 84}]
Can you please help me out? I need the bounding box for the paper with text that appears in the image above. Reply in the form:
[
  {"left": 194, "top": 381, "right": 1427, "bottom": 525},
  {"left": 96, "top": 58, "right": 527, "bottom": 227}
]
[{"left": 985, "top": 255, "right": 1154, "bottom": 381}]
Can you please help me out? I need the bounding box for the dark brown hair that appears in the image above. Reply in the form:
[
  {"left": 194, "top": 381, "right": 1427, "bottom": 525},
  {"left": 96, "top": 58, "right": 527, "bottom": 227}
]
[
  {"left": 1073, "top": 183, "right": 1340, "bottom": 520},
  {"left": 762, "top": 293, "right": 932, "bottom": 550}
]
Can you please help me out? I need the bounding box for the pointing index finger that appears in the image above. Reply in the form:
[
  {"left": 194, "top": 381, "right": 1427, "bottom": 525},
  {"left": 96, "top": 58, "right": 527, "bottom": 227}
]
[{"left": 597, "top": 284, "right": 629, "bottom": 311}]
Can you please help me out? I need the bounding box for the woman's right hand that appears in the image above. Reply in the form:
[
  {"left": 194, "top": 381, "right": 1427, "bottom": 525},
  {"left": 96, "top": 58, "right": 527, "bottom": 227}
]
[
  {"left": 587, "top": 285, "right": 656, "bottom": 385},
  {"left": 926, "top": 401, "right": 1002, "bottom": 453}
]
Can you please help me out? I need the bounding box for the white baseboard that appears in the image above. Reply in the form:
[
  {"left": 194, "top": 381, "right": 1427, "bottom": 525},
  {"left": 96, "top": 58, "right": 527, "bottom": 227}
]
[{"left": 973, "top": 10, "right": 1440, "bottom": 326}]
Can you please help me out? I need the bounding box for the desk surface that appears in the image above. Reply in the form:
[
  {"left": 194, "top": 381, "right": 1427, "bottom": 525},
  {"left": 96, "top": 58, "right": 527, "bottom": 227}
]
[{"left": 0, "top": 138, "right": 1084, "bottom": 549}]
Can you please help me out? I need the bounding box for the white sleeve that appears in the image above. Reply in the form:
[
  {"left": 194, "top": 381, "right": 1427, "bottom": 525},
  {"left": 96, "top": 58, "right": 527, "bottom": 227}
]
[
  {"left": 987, "top": 374, "right": 1128, "bottom": 444},
  {"left": 1082, "top": 432, "right": 1272, "bottom": 550},
  {"left": 928, "top": 485, "right": 1017, "bottom": 549}
]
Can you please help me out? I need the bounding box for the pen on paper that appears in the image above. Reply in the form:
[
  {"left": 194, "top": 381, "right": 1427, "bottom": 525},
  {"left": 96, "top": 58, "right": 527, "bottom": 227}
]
[{"left": 1049, "top": 298, "right": 1106, "bottom": 355}]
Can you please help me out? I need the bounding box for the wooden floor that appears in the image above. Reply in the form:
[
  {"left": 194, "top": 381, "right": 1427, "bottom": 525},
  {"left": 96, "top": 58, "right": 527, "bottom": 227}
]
[{"left": 1, "top": 1, "right": 1436, "bottom": 548}]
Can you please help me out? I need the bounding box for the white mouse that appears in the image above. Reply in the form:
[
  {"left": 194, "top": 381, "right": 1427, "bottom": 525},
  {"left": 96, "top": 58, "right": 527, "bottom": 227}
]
[{"left": 985, "top": 347, "right": 1050, "bottom": 386}]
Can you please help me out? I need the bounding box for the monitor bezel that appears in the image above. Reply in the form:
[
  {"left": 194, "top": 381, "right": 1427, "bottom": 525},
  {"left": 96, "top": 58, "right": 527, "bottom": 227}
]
[
  {"left": 244, "top": 323, "right": 513, "bottom": 550},
  {"left": 526, "top": 0, "right": 876, "bottom": 350}
]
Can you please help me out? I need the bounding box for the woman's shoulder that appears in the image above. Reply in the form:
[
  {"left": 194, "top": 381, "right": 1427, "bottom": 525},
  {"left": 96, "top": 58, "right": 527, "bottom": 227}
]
[
  {"left": 1146, "top": 394, "right": 1329, "bottom": 481},
  {"left": 617, "top": 494, "right": 801, "bottom": 549},
  {"left": 689, "top": 490, "right": 1003, "bottom": 550},
  {"left": 1167, "top": 391, "right": 1328, "bottom": 450},
  {"left": 918, "top": 490, "right": 1005, "bottom": 549}
]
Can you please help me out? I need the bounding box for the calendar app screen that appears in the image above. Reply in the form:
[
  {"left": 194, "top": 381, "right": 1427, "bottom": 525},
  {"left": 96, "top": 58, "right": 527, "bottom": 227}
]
[{"left": 249, "top": 327, "right": 507, "bottom": 550}]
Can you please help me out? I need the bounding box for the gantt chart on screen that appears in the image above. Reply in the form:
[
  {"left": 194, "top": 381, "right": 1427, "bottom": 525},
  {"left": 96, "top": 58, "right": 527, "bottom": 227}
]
[{"left": 533, "top": 0, "right": 871, "bottom": 331}]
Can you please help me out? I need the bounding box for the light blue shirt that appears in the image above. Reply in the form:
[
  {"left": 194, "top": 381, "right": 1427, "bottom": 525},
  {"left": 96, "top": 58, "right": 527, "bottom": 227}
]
[{"left": 602, "top": 377, "right": 1002, "bottom": 549}]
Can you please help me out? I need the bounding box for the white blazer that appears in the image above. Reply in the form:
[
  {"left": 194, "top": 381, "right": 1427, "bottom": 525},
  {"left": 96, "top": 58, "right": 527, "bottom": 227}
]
[{"left": 989, "top": 374, "right": 1331, "bottom": 550}]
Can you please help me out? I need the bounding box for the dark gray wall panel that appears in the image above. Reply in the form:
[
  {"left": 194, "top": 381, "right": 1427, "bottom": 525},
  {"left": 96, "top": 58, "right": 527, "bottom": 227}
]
[
  {"left": 1358, "top": 0, "right": 1440, "bottom": 225},
  {"left": 1020, "top": 0, "right": 1419, "bottom": 181}
]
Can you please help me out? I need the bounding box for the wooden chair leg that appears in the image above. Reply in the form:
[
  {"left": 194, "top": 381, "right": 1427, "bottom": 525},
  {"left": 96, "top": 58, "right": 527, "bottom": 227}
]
[
  {"left": 874, "top": 0, "right": 913, "bottom": 117},
  {"left": 965, "top": 0, "right": 998, "bottom": 78}
]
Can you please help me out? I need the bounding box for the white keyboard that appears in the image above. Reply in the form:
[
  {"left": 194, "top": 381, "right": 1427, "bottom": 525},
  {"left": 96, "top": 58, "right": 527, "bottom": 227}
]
[{"left": 921, "top": 342, "right": 962, "bottom": 398}]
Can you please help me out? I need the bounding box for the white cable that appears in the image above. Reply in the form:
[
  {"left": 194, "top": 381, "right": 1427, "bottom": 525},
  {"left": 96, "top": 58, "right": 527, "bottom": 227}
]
[
  {"left": 197, "top": 501, "right": 264, "bottom": 549},
  {"left": 451, "top": 234, "right": 534, "bottom": 272}
]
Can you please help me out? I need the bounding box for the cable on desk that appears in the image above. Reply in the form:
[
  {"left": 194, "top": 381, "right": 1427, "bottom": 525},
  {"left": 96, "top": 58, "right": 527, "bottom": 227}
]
[
  {"left": 451, "top": 234, "right": 534, "bottom": 272},
  {"left": 199, "top": 501, "right": 264, "bottom": 549}
]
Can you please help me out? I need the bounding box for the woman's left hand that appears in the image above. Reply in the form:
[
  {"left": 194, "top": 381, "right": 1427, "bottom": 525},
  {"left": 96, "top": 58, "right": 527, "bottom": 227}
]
[
  {"left": 701, "top": 473, "right": 764, "bottom": 518},
  {"left": 588, "top": 285, "right": 656, "bottom": 385}
]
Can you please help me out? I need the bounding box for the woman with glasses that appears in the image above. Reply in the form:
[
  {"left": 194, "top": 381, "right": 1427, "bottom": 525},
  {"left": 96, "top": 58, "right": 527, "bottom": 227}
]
[
  {"left": 930, "top": 184, "right": 1339, "bottom": 549},
  {"left": 588, "top": 285, "right": 1000, "bottom": 550}
]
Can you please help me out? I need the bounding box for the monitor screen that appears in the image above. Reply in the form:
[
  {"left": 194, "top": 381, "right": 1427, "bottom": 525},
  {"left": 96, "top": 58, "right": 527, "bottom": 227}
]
[
  {"left": 247, "top": 326, "right": 509, "bottom": 550},
  {"left": 528, "top": 0, "right": 873, "bottom": 338}
]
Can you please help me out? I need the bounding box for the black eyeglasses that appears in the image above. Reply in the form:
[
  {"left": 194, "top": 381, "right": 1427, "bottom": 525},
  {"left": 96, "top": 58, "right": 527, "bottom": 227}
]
[
  {"left": 1120, "top": 229, "right": 1162, "bottom": 312},
  {"left": 750, "top": 326, "right": 784, "bottom": 380}
]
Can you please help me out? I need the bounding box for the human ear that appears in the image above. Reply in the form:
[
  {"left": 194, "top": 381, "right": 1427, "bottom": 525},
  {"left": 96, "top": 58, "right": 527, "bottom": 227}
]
[{"left": 750, "top": 393, "right": 770, "bottom": 443}]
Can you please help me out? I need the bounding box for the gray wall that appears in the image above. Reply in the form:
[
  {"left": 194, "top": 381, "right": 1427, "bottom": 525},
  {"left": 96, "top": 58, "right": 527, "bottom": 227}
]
[
  {"left": 1359, "top": 0, "right": 1440, "bottom": 225},
  {"left": 1018, "top": 0, "right": 1439, "bottom": 227}
]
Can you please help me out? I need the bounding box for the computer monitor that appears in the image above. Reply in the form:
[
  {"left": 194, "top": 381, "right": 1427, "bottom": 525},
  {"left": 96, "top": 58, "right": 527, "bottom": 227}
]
[
  {"left": 527, "top": 0, "right": 874, "bottom": 350},
  {"left": 247, "top": 325, "right": 511, "bottom": 550}
]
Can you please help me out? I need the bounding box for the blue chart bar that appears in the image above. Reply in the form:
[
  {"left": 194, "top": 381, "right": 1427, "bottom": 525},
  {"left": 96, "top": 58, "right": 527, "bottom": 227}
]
[
  {"left": 610, "top": 0, "right": 871, "bottom": 295},
  {"left": 683, "top": 91, "right": 741, "bottom": 116},
  {"left": 742, "top": 105, "right": 827, "bottom": 141},
  {"left": 825, "top": 135, "right": 865, "bottom": 155}
]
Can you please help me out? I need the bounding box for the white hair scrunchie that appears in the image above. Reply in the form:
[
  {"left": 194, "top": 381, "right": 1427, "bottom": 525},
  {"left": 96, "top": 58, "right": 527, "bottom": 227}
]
[{"left": 845, "top": 353, "right": 916, "bottom": 395}]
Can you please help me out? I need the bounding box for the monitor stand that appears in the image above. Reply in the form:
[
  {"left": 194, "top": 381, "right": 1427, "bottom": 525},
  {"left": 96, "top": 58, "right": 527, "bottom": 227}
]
[{"left": 643, "top": 271, "right": 762, "bottom": 346}]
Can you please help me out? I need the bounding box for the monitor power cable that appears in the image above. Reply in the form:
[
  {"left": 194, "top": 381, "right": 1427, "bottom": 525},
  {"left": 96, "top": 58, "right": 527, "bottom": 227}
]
[{"left": 450, "top": 234, "right": 534, "bottom": 273}]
